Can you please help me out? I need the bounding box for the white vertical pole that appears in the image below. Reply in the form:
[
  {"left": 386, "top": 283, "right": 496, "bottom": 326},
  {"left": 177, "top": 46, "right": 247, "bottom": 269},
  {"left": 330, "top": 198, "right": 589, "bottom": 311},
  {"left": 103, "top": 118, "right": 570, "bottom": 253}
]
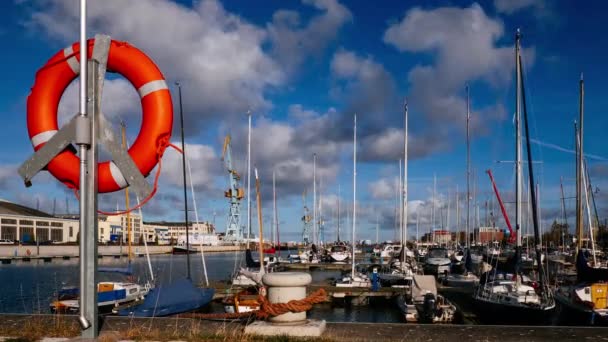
[
  {"left": 313, "top": 153, "right": 317, "bottom": 245},
  {"left": 403, "top": 101, "right": 408, "bottom": 254},
  {"left": 352, "top": 114, "right": 357, "bottom": 279},
  {"left": 515, "top": 30, "right": 523, "bottom": 249},
  {"left": 399, "top": 159, "right": 402, "bottom": 246},
  {"left": 247, "top": 111, "right": 252, "bottom": 242},
  {"left": 187, "top": 156, "right": 208, "bottom": 286}
]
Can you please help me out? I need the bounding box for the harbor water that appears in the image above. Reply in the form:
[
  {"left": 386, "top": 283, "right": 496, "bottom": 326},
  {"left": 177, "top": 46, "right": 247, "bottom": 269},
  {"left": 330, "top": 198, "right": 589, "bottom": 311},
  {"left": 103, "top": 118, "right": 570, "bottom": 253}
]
[{"left": 0, "top": 251, "right": 404, "bottom": 323}]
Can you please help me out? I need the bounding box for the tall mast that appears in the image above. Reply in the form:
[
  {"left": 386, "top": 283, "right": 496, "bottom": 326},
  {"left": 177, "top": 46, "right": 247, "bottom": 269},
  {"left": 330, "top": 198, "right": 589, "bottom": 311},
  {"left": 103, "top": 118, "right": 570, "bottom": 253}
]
[
  {"left": 337, "top": 184, "right": 341, "bottom": 242},
  {"left": 121, "top": 122, "right": 131, "bottom": 262},
  {"left": 399, "top": 159, "right": 403, "bottom": 247},
  {"left": 466, "top": 85, "right": 471, "bottom": 249},
  {"left": 247, "top": 111, "right": 252, "bottom": 245},
  {"left": 403, "top": 100, "right": 408, "bottom": 258},
  {"left": 456, "top": 184, "right": 459, "bottom": 246},
  {"left": 176, "top": 82, "right": 190, "bottom": 280},
  {"left": 313, "top": 153, "right": 317, "bottom": 245},
  {"left": 576, "top": 75, "right": 584, "bottom": 252},
  {"left": 416, "top": 209, "right": 420, "bottom": 244},
  {"left": 319, "top": 178, "right": 323, "bottom": 244},
  {"left": 254, "top": 168, "right": 265, "bottom": 275},
  {"left": 447, "top": 188, "right": 451, "bottom": 236},
  {"left": 375, "top": 212, "right": 379, "bottom": 244},
  {"left": 515, "top": 29, "right": 523, "bottom": 250},
  {"left": 559, "top": 176, "right": 567, "bottom": 253},
  {"left": 519, "top": 43, "right": 547, "bottom": 297},
  {"left": 273, "top": 170, "right": 277, "bottom": 248},
  {"left": 352, "top": 114, "right": 357, "bottom": 278},
  {"left": 432, "top": 173, "right": 436, "bottom": 240}
]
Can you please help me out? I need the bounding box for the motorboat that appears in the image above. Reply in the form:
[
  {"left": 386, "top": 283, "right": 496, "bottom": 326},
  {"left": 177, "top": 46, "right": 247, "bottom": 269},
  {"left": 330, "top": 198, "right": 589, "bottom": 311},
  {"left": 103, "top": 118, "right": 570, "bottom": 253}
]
[
  {"left": 50, "top": 281, "right": 149, "bottom": 314},
  {"left": 396, "top": 275, "right": 457, "bottom": 323},
  {"left": 423, "top": 247, "right": 451, "bottom": 276},
  {"left": 330, "top": 244, "right": 350, "bottom": 262},
  {"left": 380, "top": 244, "right": 401, "bottom": 260},
  {"left": 223, "top": 287, "right": 261, "bottom": 314}
]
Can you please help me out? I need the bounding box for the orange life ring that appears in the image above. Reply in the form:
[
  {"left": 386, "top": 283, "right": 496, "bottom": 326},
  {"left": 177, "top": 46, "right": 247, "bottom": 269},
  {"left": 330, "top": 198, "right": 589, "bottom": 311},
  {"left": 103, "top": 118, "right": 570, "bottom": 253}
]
[
  {"left": 26, "top": 249, "right": 31, "bottom": 256},
  {"left": 27, "top": 38, "right": 173, "bottom": 193}
]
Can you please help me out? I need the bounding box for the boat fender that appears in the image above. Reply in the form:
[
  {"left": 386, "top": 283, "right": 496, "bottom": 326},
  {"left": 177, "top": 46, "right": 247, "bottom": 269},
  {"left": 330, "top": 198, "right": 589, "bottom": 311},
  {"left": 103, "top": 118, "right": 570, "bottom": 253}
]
[
  {"left": 422, "top": 293, "right": 436, "bottom": 322},
  {"left": 371, "top": 267, "right": 380, "bottom": 291}
]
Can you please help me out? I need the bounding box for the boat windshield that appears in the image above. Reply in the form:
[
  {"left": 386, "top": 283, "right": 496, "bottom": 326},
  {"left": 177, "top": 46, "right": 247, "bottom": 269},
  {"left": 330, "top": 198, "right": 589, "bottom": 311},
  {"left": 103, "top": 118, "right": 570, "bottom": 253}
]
[
  {"left": 428, "top": 248, "right": 448, "bottom": 258},
  {"left": 331, "top": 245, "right": 347, "bottom": 253}
]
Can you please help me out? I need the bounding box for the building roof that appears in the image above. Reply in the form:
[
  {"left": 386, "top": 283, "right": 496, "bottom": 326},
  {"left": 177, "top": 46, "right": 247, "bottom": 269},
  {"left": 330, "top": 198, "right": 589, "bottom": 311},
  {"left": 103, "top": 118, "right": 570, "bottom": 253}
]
[{"left": 0, "top": 199, "right": 54, "bottom": 218}]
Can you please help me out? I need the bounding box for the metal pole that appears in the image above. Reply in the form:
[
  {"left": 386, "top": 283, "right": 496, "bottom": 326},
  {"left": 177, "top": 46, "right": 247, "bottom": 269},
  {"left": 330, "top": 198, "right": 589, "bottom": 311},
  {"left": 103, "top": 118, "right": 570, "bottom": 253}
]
[
  {"left": 176, "top": 82, "right": 191, "bottom": 280},
  {"left": 403, "top": 100, "right": 408, "bottom": 257},
  {"left": 81, "top": 59, "right": 99, "bottom": 338},
  {"left": 337, "top": 184, "right": 341, "bottom": 242},
  {"left": 466, "top": 85, "right": 471, "bottom": 249},
  {"left": 313, "top": 153, "right": 317, "bottom": 245},
  {"left": 515, "top": 30, "right": 523, "bottom": 250},
  {"left": 247, "top": 112, "right": 252, "bottom": 242},
  {"left": 254, "top": 168, "right": 265, "bottom": 275},
  {"left": 352, "top": 114, "right": 357, "bottom": 279},
  {"left": 271, "top": 170, "right": 275, "bottom": 246},
  {"left": 76, "top": 0, "right": 98, "bottom": 336},
  {"left": 576, "top": 75, "right": 584, "bottom": 251},
  {"left": 398, "top": 159, "right": 402, "bottom": 247}
]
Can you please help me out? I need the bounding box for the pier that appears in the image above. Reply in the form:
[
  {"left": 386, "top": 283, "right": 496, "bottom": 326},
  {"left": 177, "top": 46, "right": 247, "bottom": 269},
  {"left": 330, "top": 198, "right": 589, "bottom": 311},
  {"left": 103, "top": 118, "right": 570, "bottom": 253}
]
[{"left": 0, "top": 245, "right": 244, "bottom": 262}]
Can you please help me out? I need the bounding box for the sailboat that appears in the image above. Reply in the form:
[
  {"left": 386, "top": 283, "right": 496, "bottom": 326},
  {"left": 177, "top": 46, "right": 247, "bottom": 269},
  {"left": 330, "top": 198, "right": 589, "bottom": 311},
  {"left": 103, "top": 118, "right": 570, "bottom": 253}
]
[
  {"left": 224, "top": 167, "right": 269, "bottom": 312},
  {"left": 472, "top": 30, "right": 555, "bottom": 324},
  {"left": 554, "top": 75, "right": 608, "bottom": 325},
  {"left": 117, "top": 86, "right": 214, "bottom": 317},
  {"left": 444, "top": 87, "right": 479, "bottom": 288},
  {"left": 335, "top": 115, "right": 372, "bottom": 288}
]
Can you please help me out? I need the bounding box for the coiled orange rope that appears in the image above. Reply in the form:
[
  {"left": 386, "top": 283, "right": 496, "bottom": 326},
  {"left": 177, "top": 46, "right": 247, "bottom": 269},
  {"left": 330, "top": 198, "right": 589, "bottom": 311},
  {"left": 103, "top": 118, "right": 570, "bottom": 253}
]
[{"left": 181, "top": 288, "right": 328, "bottom": 321}]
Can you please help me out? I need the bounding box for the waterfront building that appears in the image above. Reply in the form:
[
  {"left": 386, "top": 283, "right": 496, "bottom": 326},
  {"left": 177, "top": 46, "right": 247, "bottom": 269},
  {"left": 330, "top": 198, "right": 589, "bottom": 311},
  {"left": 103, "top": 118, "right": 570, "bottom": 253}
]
[
  {"left": 0, "top": 200, "right": 78, "bottom": 243},
  {"left": 0, "top": 199, "right": 217, "bottom": 245}
]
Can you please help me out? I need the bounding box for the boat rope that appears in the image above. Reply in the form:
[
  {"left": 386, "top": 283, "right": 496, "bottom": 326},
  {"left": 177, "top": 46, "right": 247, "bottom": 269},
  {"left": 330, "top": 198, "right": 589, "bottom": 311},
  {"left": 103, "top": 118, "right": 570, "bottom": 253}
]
[{"left": 181, "top": 288, "right": 328, "bottom": 320}]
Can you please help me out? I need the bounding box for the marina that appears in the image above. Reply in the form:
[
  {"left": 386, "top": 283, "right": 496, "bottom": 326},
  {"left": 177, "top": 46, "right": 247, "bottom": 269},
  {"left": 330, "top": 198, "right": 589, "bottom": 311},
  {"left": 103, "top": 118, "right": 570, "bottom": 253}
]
[{"left": 1, "top": 0, "right": 607, "bottom": 340}]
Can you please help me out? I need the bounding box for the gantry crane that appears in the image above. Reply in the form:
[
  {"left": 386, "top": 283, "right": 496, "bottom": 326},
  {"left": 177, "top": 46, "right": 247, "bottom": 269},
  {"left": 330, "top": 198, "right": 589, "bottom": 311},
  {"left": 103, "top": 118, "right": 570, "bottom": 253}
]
[
  {"left": 301, "top": 190, "right": 312, "bottom": 244},
  {"left": 222, "top": 135, "right": 244, "bottom": 242},
  {"left": 486, "top": 169, "right": 516, "bottom": 243}
]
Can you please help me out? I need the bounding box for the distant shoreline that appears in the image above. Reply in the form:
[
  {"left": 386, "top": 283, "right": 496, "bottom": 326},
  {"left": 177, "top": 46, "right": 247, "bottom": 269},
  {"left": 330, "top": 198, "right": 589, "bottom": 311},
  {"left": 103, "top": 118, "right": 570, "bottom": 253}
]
[{"left": 0, "top": 245, "right": 244, "bottom": 258}]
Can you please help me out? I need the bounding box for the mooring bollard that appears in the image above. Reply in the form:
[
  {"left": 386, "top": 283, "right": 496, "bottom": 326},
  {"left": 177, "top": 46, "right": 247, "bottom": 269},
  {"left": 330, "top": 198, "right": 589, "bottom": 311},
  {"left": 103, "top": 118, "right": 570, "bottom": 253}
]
[{"left": 262, "top": 272, "right": 312, "bottom": 323}]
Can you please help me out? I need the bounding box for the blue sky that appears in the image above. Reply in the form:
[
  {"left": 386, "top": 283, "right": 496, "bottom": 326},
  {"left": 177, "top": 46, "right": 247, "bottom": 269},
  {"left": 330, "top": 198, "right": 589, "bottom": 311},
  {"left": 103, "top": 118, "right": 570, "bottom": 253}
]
[{"left": 0, "top": 0, "right": 606, "bottom": 243}]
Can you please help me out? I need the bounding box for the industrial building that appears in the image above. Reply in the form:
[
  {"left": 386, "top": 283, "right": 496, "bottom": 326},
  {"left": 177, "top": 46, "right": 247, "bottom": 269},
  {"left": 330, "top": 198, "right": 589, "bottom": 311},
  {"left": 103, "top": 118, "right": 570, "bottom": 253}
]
[
  {"left": 0, "top": 200, "right": 79, "bottom": 243},
  {"left": 0, "top": 199, "right": 216, "bottom": 245}
]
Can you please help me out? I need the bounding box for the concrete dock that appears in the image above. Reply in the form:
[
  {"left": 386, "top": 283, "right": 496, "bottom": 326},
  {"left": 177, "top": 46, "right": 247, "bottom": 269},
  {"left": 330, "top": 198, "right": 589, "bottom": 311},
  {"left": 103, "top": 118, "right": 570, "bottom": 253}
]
[{"left": 0, "top": 245, "right": 244, "bottom": 260}]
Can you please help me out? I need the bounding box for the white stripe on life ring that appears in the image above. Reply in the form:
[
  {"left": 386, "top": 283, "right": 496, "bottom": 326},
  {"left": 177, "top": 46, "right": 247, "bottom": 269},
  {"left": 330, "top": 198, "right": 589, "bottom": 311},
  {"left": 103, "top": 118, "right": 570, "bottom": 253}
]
[
  {"left": 63, "top": 46, "right": 80, "bottom": 75},
  {"left": 109, "top": 161, "right": 128, "bottom": 189},
  {"left": 137, "top": 80, "right": 168, "bottom": 98},
  {"left": 31, "top": 130, "right": 58, "bottom": 148}
]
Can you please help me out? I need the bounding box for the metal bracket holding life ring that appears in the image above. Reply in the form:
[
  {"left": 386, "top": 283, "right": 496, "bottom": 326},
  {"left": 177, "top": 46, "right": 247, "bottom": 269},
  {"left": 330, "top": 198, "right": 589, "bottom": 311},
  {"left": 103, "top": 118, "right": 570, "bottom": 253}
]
[{"left": 18, "top": 34, "right": 173, "bottom": 199}]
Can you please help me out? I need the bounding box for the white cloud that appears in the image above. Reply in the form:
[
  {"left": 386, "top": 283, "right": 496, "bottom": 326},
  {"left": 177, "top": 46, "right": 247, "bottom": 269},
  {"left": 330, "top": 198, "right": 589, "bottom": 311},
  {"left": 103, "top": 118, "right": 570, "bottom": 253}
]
[
  {"left": 162, "top": 142, "right": 221, "bottom": 190},
  {"left": 268, "top": 0, "right": 352, "bottom": 73},
  {"left": 383, "top": 3, "right": 534, "bottom": 137},
  {"left": 494, "top": 0, "right": 545, "bottom": 14},
  {"left": 368, "top": 177, "right": 396, "bottom": 200},
  {"left": 0, "top": 165, "right": 16, "bottom": 189},
  {"left": 25, "top": 0, "right": 285, "bottom": 132},
  {"left": 57, "top": 79, "right": 140, "bottom": 127},
  {"left": 330, "top": 50, "right": 397, "bottom": 119}
]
